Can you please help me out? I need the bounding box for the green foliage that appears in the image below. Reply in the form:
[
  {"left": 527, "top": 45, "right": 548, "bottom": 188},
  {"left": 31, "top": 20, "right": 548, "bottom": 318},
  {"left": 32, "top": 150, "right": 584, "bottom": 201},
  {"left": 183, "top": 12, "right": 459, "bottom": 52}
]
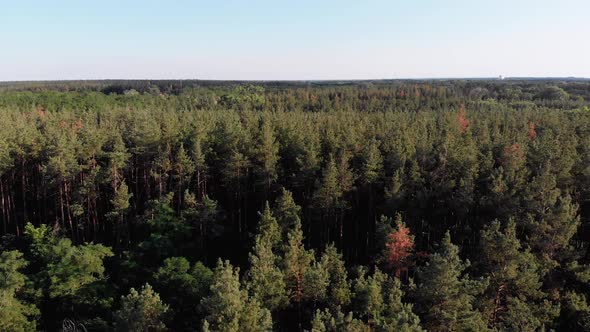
[
  {"left": 256, "top": 202, "right": 281, "bottom": 249},
  {"left": 360, "top": 138, "right": 383, "bottom": 185},
  {"left": 310, "top": 308, "right": 369, "bottom": 332},
  {"left": 202, "top": 260, "right": 272, "bottom": 332},
  {"left": 559, "top": 292, "right": 590, "bottom": 331},
  {"left": 25, "top": 223, "right": 113, "bottom": 298},
  {"left": 114, "top": 283, "right": 169, "bottom": 332},
  {"left": 44, "top": 239, "right": 113, "bottom": 298},
  {"left": 320, "top": 244, "right": 351, "bottom": 309},
  {"left": 415, "top": 232, "right": 488, "bottom": 332},
  {"left": 478, "top": 219, "right": 555, "bottom": 330},
  {"left": 219, "top": 84, "right": 266, "bottom": 111},
  {"left": 282, "top": 218, "right": 314, "bottom": 304},
  {"left": 302, "top": 260, "right": 330, "bottom": 304},
  {"left": 353, "top": 267, "right": 422, "bottom": 331},
  {"left": 273, "top": 188, "right": 302, "bottom": 236},
  {"left": 154, "top": 257, "right": 213, "bottom": 330},
  {"left": 136, "top": 194, "right": 191, "bottom": 263},
  {"left": 24, "top": 223, "right": 114, "bottom": 330},
  {"left": 253, "top": 114, "right": 279, "bottom": 189},
  {"left": 247, "top": 227, "right": 288, "bottom": 311},
  {"left": 0, "top": 81, "right": 589, "bottom": 331},
  {"left": 110, "top": 180, "right": 132, "bottom": 215},
  {"left": 0, "top": 251, "right": 38, "bottom": 332}
]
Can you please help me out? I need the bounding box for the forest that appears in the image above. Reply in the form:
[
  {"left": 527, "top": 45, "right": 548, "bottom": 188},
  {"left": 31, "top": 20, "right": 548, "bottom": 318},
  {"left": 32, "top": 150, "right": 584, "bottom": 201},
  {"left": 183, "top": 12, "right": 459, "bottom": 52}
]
[{"left": 0, "top": 79, "right": 589, "bottom": 331}]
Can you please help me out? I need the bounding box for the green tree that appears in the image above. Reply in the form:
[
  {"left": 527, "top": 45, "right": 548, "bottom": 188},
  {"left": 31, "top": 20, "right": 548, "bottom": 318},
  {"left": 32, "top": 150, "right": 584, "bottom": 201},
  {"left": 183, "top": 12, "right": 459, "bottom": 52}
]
[
  {"left": 380, "top": 277, "right": 423, "bottom": 332},
  {"left": 25, "top": 223, "right": 113, "bottom": 299},
  {"left": 353, "top": 267, "right": 386, "bottom": 325},
  {"left": 154, "top": 257, "right": 213, "bottom": 330},
  {"left": 310, "top": 308, "right": 369, "bottom": 332},
  {"left": 558, "top": 292, "right": 590, "bottom": 332},
  {"left": 320, "top": 244, "right": 351, "bottom": 310},
  {"left": 190, "top": 136, "right": 208, "bottom": 198},
  {"left": 108, "top": 180, "right": 132, "bottom": 246},
  {"left": 353, "top": 267, "right": 423, "bottom": 331},
  {"left": 182, "top": 192, "right": 224, "bottom": 258},
  {"left": 136, "top": 194, "right": 191, "bottom": 264},
  {"left": 247, "top": 227, "right": 288, "bottom": 311},
  {"left": 303, "top": 260, "right": 329, "bottom": 305},
  {"left": 273, "top": 188, "right": 302, "bottom": 237},
  {"left": 24, "top": 223, "right": 113, "bottom": 330},
  {"left": 114, "top": 283, "right": 169, "bottom": 332},
  {"left": 202, "top": 260, "right": 272, "bottom": 332},
  {"left": 478, "top": 219, "right": 558, "bottom": 331},
  {"left": 360, "top": 138, "right": 383, "bottom": 186},
  {"left": 0, "top": 250, "right": 38, "bottom": 332},
  {"left": 414, "top": 232, "right": 488, "bottom": 332},
  {"left": 256, "top": 202, "right": 281, "bottom": 249},
  {"left": 282, "top": 216, "right": 315, "bottom": 313},
  {"left": 174, "top": 143, "right": 195, "bottom": 206},
  {"left": 254, "top": 114, "right": 279, "bottom": 191}
]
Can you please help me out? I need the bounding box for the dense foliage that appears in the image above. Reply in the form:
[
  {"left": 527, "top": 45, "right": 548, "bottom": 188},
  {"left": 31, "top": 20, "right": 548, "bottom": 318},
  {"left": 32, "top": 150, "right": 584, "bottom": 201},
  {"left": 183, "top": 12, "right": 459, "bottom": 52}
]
[{"left": 0, "top": 80, "right": 589, "bottom": 331}]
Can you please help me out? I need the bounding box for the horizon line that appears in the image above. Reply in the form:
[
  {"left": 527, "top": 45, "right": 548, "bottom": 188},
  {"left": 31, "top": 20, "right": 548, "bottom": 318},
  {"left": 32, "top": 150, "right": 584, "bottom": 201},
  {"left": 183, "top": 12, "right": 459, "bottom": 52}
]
[{"left": 1, "top": 76, "right": 589, "bottom": 84}]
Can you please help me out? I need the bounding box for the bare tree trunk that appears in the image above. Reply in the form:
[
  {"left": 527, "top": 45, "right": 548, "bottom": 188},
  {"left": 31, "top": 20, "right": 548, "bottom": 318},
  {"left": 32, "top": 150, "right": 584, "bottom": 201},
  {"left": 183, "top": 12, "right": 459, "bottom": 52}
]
[
  {"left": 59, "top": 181, "right": 65, "bottom": 231},
  {"left": 64, "top": 181, "right": 75, "bottom": 242},
  {"left": 21, "top": 159, "right": 27, "bottom": 223},
  {"left": 1, "top": 179, "right": 6, "bottom": 233}
]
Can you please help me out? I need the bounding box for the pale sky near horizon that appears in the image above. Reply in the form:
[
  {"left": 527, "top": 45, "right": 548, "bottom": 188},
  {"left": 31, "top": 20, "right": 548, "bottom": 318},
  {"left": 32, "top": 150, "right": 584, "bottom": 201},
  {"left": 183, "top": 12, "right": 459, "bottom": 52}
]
[{"left": 1, "top": 0, "right": 589, "bottom": 81}]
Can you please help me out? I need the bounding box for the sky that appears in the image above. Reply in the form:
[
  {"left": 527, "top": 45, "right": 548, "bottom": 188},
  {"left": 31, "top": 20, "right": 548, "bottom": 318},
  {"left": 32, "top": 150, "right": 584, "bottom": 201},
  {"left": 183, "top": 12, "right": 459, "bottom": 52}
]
[{"left": 1, "top": 0, "right": 589, "bottom": 81}]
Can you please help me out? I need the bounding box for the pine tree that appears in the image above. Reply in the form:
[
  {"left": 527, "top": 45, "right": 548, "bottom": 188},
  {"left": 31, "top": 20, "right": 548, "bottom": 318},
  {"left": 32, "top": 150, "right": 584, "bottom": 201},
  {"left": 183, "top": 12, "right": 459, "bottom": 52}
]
[
  {"left": 314, "top": 155, "right": 342, "bottom": 245},
  {"left": 174, "top": 143, "right": 194, "bottom": 205},
  {"left": 136, "top": 194, "right": 191, "bottom": 264},
  {"left": 114, "top": 283, "right": 169, "bottom": 332},
  {"left": 360, "top": 138, "right": 383, "bottom": 186},
  {"left": 384, "top": 169, "right": 404, "bottom": 213},
  {"left": 254, "top": 114, "right": 279, "bottom": 191},
  {"left": 256, "top": 202, "right": 281, "bottom": 249},
  {"left": 380, "top": 277, "right": 423, "bottom": 332},
  {"left": 202, "top": 260, "right": 272, "bottom": 332},
  {"left": 310, "top": 308, "right": 369, "bottom": 332},
  {"left": 108, "top": 180, "right": 132, "bottom": 246},
  {"left": 247, "top": 229, "right": 288, "bottom": 311},
  {"left": 559, "top": 292, "right": 590, "bottom": 331},
  {"left": 478, "top": 219, "right": 558, "bottom": 331},
  {"left": 353, "top": 267, "right": 386, "bottom": 325},
  {"left": 238, "top": 297, "right": 273, "bottom": 332},
  {"left": 24, "top": 223, "right": 113, "bottom": 330},
  {"left": 105, "top": 132, "right": 129, "bottom": 193},
  {"left": 222, "top": 150, "right": 250, "bottom": 234},
  {"left": 527, "top": 193, "right": 580, "bottom": 268},
  {"left": 154, "top": 257, "right": 213, "bottom": 330},
  {"left": 352, "top": 267, "right": 421, "bottom": 331},
  {"left": 320, "top": 244, "right": 351, "bottom": 310},
  {"left": 190, "top": 136, "right": 208, "bottom": 198},
  {"left": 282, "top": 217, "right": 314, "bottom": 305},
  {"left": 273, "top": 188, "right": 302, "bottom": 237},
  {"left": 0, "top": 250, "right": 38, "bottom": 332},
  {"left": 303, "top": 260, "right": 329, "bottom": 305},
  {"left": 414, "top": 232, "right": 488, "bottom": 332},
  {"left": 152, "top": 143, "right": 172, "bottom": 198},
  {"left": 111, "top": 180, "right": 131, "bottom": 214},
  {"left": 314, "top": 155, "right": 341, "bottom": 215},
  {"left": 201, "top": 260, "right": 244, "bottom": 332},
  {"left": 182, "top": 192, "right": 223, "bottom": 257}
]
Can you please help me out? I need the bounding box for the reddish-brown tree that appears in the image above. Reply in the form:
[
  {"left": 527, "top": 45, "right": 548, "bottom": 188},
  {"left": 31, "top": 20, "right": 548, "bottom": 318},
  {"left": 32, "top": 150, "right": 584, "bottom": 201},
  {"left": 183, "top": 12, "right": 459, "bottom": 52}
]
[
  {"left": 385, "top": 217, "right": 415, "bottom": 278},
  {"left": 528, "top": 121, "right": 537, "bottom": 139},
  {"left": 457, "top": 104, "right": 470, "bottom": 133}
]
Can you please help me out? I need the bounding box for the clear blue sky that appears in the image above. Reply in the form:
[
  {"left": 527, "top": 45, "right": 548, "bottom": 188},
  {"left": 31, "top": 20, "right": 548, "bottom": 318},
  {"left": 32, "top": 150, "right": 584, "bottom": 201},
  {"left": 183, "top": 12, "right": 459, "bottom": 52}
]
[{"left": 1, "top": 0, "right": 589, "bottom": 80}]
